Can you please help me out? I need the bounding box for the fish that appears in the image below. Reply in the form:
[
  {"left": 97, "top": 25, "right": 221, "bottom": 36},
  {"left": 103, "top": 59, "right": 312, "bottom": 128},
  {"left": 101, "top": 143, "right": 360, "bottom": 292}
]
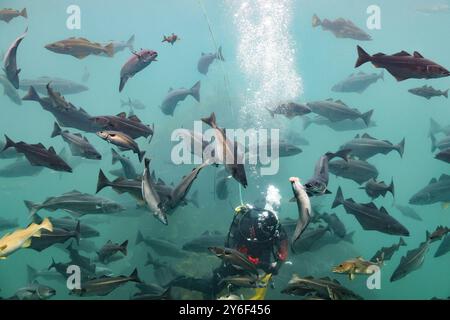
[
  {"left": 409, "top": 85, "right": 448, "bottom": 99},
  {"left": 291, "top": 226, "right": 330, "bottom": 253},
  {"left": 119, "top": 49, "right": 158, "bottom": 92},
  {"left": 19, "top": 77, "right": 88, "bottom": 95},
  {"left": 303, "top": 116, "right": 377, "bottom": 132},
  {"left": 197, "top": 46, "right": 224, "bottom": 75},
  {"left": 2, "top": 135, "right": 72, "bottom": 173},
  {"left": 120, "top": 98, "right": 146, "bottom": 110},
  {"left": 306, "top": 99, "right": 373, "bottom": 126},
  {"left": 0, "top": 8, "right": 27, "bottom": 23},
  {"left": 429, "top": 118, "right": 450, "bottom": 136},
  {"left": 26, "top": 265, "right": 64, "bottom": 283},
  {"left": 0, "top": 217, "right": 19, "bottom": 231},
  {"left": 332, "top": 71, "right": 384, "bottom": 94},
  {"left": 3, "top": 28, "right": 27, "bottom": 89},
  {"left": 332, "top": 187, "right": 410, "bottom": 236},
  {"left": 434, "top": 234, "right": 450, "bottom": 258},
  {"left": 111, "top": 148, "right": 139, "bottom": 179},
  {"left": 91, "top": 112, "right": 154, "bottom": 139},
  {"left": 142, "top": 159, "right": 168, "bottom": 225},
  {"left": 28, "top": 224, "right": 80, "bottom": 252},
  {"left": 145, "top": 252, "right": 181, "bottom": 285},
  {"left": 371, "top": 238, "right": 407, "bottom": 262},
  {"left": 355, "top": 46, "right": 450, "bottom": 81},
  {"left": 329, "top": 158, "right": 378, "bottom": 185},
  {"left": 435, "top": 148, "right": 450, "bottom": 164},
  {"left": 218, "top": 274, "right": 266, "bottom": 289},
  {"left": 394, "top": 204, "right": 422, "bottom": 221},
  {"left": 316, "top": 213, "right": 347, "bottom": 238},
  {"left": 9, "top": 282, "right": 56, "bottom": 300},
  {"left": 390, "top": 233, "right": 430, "bottom": 282},
  {"left": 359, "top": 178, "right": 394, "bottom": 199},
  {"left": 333, "top": 257, "right": 383, "bottom": 280},
  {"left": 32, "top": 214, "right": 100, "bottom": 238},
  {"left": 24, "top": 190, "right": 125, "bottom": 217},
  {"left": 429, "top": 225, "right": 450, "bottom": 243},
  {"left": 162, "top": 33, "right": 180, "bottom": 45},
  {"left": 409, "top": 174, "right": 450, "bottom": 206},
  {"left": 281, "top": 274, "right": 363, "bottom": 300},
  {"left": 208, "top": 247, "right": 259, "bottom": 276},
  {"left": 340, "top": 133, "right": 405, "bottom": 160},
  {"left": 182, "top": 231, "right": 225, "bottom": 252},
  {"left": 303, "top": 149, "right": 351, "bottom": 196},
  {"left": 71, "top": 268, "right": 141, "bottom": 297},
  {"left": 45, "top": 37, "right": 114, "bottom": 59},
  {"left": 312, "top": 14, "right": 371, "bottom": 41},
  {"left": 289, "top": 177, "right": 312, "bottom": 246},
  {"left": 101, "top": 35, "right": 135, "bottom": 54},
  {"left": 51, "top": 122, "right": 101, "bottom": 160},
  {"left": 22, "top": 86, "right": 100, "bottom": 133},
  {"left": 97, "top": 240, "right": 128, "bottom": 263},
  {"left": 431, "top": 134, "right": 450, "bottom": 152},
  {"left": 161, "top": 81, "right": 201, "bottom": 116},
  {"left": 0, "top": 74, "right": 22, "bottom": 105},
  {"left": 0, "top": 218, "right": 53, "bottom": 259},
  {"left": 136, "top": 231, "right": 188, "bottom": 259},
  {"left": 96, "top": 130, "right": 145, "bottom": 162},
  {"left": 201, "top": 112, "right": 248, "bottom": 188},
  {"left": 265, "top": 102, "right": 311, "bottom": 119}
]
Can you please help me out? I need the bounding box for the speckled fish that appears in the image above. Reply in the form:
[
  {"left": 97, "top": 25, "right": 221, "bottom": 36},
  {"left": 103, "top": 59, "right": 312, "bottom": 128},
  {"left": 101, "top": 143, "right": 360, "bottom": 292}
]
[
  {"left": 359, "top": 178, "right": 394, "bottom": 199},
  {"left": 119, "top": 49, "right": 158, "bottom": 92},
  {"left": 266, "top": 102, "right": 311, "bottom": 119},
  {"left": 45, "top": 37, "right": 114, "bottom": 59},
  {"left": 371, "top": 238, "right": 406, "bottom": 263},
  {"left": 0, "top": 74, "right": 22, "bottom": 105},
  {"left": 91, "top": 112, "right": 154, "bottom": 139},
  {"left": 19, "top": 77, "right": 88, "bottom": 95},
  {"left": 197, "top": 46, "right": 224, "bottom": 74},
  {"left": 161, "top": 81, "right": 200, "bottom": 116},
  {"left": 0, "top": 8, "right": 27, "bottom": 23},
  {"left": 28, "top": 224, "right": 80, "bottom": 252},
  {"left": 307, "top": 99, "right": 373, "bottom": 126},
  {"left": 312, "top": 14, "right": 371, "bottom": 41},
  {"left": 0, "top": 218, "right": 53, "bottom": 259},
  {"left": 332, "top": 71, "right": 383, "bottom": 93},
  {"left": 329, "top": 158, "right": 378, "bottom": 185},
  {"left": 340, "top": 133, "right": 405, "bottom": 160},
  {"left": 96, "top": 130, "right": 145, "bottom": 162},
  {"left": 356, "top": 46, "right": 450, "bottom": 81},
  {"left": 409, "top": 85, "right": 448, "bottom": 99},
  {"left": 3, "top": 28, "right": 27, "bottom": 89},
  {"left": 332, "top": 187, "right": 409, "bottom": 236},
  {"left": 2, "top": 135, "right": 72, "bottom": 173},
  {"left": 32, "top": 214, "right": 99, "bottom": 239},
  {"left": 51, "top": 123, "right": 101, "bottom": 160},
  {"left": 97, "top": 240, "right": 128, "bottom": 263}
]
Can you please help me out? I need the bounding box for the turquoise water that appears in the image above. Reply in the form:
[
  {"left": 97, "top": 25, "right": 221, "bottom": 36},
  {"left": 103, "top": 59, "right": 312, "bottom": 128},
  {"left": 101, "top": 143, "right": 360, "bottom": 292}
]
[{"left": 0, "top": 0, "right": 449, "bottom": 300}]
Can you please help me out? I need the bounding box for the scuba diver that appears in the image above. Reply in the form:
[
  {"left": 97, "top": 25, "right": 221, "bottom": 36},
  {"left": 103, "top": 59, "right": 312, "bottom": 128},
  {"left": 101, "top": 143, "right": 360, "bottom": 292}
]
[{"left": 169, "top": 203, "right": 288, "bottom": 300}]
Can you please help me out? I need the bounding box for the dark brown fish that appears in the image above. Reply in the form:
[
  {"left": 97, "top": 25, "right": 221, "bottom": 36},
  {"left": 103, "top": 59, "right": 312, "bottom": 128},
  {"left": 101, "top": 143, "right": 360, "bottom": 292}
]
[
  {"left": 45, "top": 37, "right": 114, "bottom": 59},
  {"left": 409, "top": 85, "right": 448, "bottom": 99},
  {"left": 359, "top": 178, "right": 394, "bottom": 199},
  {"left": 356, "top": 46, "right": 450, "bottom": 81},
  {"left": 370, "top": 237, "right": 406, "bottom": 262}
]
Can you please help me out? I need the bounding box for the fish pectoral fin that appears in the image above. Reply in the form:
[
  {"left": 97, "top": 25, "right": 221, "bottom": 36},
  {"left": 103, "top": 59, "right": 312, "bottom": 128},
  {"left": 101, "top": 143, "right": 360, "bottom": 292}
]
[{"left": 22, "top": 238, "right": 32, "bottom": 248}]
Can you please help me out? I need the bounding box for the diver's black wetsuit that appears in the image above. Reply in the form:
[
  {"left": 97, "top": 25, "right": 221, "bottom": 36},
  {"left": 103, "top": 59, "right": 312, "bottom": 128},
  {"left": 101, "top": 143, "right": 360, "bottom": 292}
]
[{"left": 170, "top": 206, "right": 288, "bottom": 299}]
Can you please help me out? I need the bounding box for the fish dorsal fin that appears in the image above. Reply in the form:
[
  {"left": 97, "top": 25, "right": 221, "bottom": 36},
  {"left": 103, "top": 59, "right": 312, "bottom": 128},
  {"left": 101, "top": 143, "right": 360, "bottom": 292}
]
[
  {"left": 363, "top": 202, "right": 378, "bottom": 209},
  {"left": 429, "top": 178, "right": 437, "bottom": 185},
  {"left": 439, "top": 174, "right": 450, "bottom": 182},
  {"left": 78, "top": 37, "right": 90, "bottom": 42},
  {"left": 335, "top": 100, "right": 347, "bottom": 106},
  {"left": 379, "top": 207, "right": 389, "bottom": 215},
  {"left": 128, "top": 115, "right": 141, "bottom": 123},
  {"left": 413, "top": 51, "right": 424, "bottom": 58},
  {"left": 392, "top": 51, "right": 411, "bottom": 57},
  {"left": 116, "top": 112, "right": 126, "bottom": 118},
  {"left": 361, "top": 133, "right": 376, "bottom": 139},
  {"left": 48, "top": 146, "right": 57, "bottom": 154}
]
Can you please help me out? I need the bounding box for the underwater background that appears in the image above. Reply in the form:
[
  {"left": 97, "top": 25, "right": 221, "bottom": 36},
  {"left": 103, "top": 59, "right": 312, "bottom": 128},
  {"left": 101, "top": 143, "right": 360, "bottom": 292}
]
[{"left": 0, "top": 0, "right": 449, "bottom": 300}]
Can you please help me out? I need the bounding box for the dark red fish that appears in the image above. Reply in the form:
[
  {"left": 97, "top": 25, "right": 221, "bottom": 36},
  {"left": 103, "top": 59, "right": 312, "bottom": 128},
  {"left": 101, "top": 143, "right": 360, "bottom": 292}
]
[{"left": 119, "top": 50, "right": 157, "bottom": 92}]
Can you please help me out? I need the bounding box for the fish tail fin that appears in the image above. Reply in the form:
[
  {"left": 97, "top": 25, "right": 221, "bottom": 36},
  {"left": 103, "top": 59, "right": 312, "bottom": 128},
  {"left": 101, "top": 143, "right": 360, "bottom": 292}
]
[
  {"left": 24, "top": 200, "right": 39, "bottom": 217},
  {"left": 265, "top": 107, "right": 275, "bottom": 118},
  {"left": 189, "top": 190, "right": 199, "bottom": 208},
  {"left": 388, "top": 178, "right": 395, "bottom": 198},
  {"left": 355, "top": 45, "right": 371, "bottom": 68},
  {"left": 145, "top": 252, "right": 154, "bottom": 266},
  {"left": 119, "top": 76, "right": 127, "bottom": 92},
  {"left": 26, "top": 264, "right": 37, "bottom": 282},
  {"left": 190, "top": 81, "right": 201, "bottom": 102},
  {"left": 201, "top": 112, "right": 217, "bottom": 128},
  {"left": 361, "top": 109, "right": 374, "bottom": 127},
  {"left": 331, "top": 187, "right": 344, "bottom": 209},
  {"left": 399, "top": 237, "right": 406, "bottom": 247},
  {"left": 104, "top": 43, "right": 114, "bottom": 57},
  {"left": 396, "top": 138, "right": 405, "bottom": 158},
  {"left": 312, "top": 14, "right": 321, "bottom": 27},
  {"left": 40, "top": 217, "right": 53, "bottom": 232},
  {"left": 326, "top": 149, "right": 351, "bottom": 162},
  {"left": 444, "top": 89, "right": 449, "bottom": 99},
  {"left": 135, "top": 230, "right": 145, "bottom": 245},
  {"left": 74, "top": 221, "right": 81, "bottom": 246},
  {"left": 302, "top": 116, "right": 312, "bottom": 130},
  {"left": 120, "top": 240, "right": 128, "bottom": 256},
  {"left": 21, "top": 8, "right": 28, "bottom": 18},
  {"left": 127, "top": 34, "right": 135, "bottom": 51},
  {"left": 51, "top": 122, "right": 62, "bottom": 138},
  {"left": 96, "top": 169, "right": 111, "bottom": 193},
  {"left": 129, "top": 268, "right": 142, "bottom": 283},
  {"left": 429, "top": 118, "right": 442, "bottom": 137},
  {"left": 217, "top": 46, "right": 224, "bottom": 61},
  {"left": 138, "top": 150, "right": 146, "bottom": 163},
  {"left": 22, "top": 86, "right": 40, "bottom": 102},
  {"left": 2, "top": 134, "right": 15, "bottom": 152}
]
